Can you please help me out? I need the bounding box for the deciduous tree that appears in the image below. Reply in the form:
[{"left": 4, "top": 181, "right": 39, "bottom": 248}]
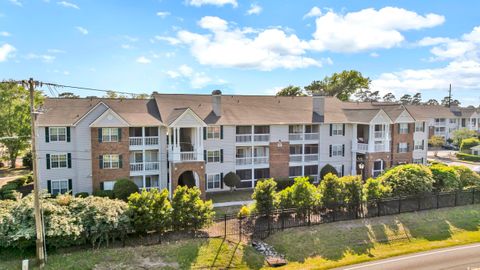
[
  {"left": 304, "top": 70, "right": 371, "bottom": 101},
  {"left": 276, "top": 85, "right": 305, "bottom": 96}
]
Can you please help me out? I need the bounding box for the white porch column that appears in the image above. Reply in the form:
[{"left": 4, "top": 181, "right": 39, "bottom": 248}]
[{"left": 368, "top": 124, "right": 375, "bottom": 152}]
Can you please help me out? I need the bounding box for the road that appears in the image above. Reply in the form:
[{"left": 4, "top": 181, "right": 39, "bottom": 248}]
[
  {"left": 336, "top": 243, "right": 480, "bottom": 270},
  {"left": 428, "top": 150, "right": 479, "bottom": 171}
]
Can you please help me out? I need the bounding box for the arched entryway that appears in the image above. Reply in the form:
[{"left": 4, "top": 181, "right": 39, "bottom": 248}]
[{"left": 178, "top": 170, "right": 199, "bottom": 188}]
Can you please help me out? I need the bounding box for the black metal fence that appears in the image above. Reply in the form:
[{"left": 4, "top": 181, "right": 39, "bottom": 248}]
[{"left": 202, "top": 188, "right": 480, "bottom": 240}]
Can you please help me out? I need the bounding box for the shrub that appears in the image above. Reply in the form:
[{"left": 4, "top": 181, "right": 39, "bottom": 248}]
[
  {"left": 318, "top": 173, "right": 342, "bottom": 207},
  {"left": 128, "top": 188, "right": 171, "bottom": 235},
  {"left": 252, "top": 178, "right": 277, "bottom": 215},
  {"left": 362, "top": 178, "right": 391, "bottom": 201},
  {"left": 92, "top": 190, "right": 114, "bottom": 199},
  {"left": 430, "top": 164, "right": 460, "bottom": 191},
  {"left": 223, "top": 172, "right": 241, "bottom": 191},
  {"left": 289, "top": 177, "right": 317, "bottom": 215},
  {"left": 237, "top": 205, "right": 251, "bottom": 218},
  {"left": 320, "top": 164, "right": 338, "bottom": 180},
  {"left": 22, "top": 151, "right": 32, "bottom": 170},
  {"left": 113, "top": 179, "right": 138, "bottom": 201},
  {"left": 275, "top": 176, "right": 314, "bottom": 190},
  {"left": 451, "top": 165, "right": 480, "bottom": 189},
  {"left": 171, "top": 186, "right": 214, "bottom": 231},
  {"left": 277, "top": 186, "right": 294, "bottom": 210},
  {"left": 460, "top": 137, "right": 480, "bottom": 153},
  {"left": 453, "top": 128, "right": 478, "bottom": 146},
  {"left": 379, "top": 164, "right": 434, "bottom": 196},
  {"left": 456, "top": 152, "right": 480, "bottom": 162},
  {"left": 75, "top": 192, "right": 89, "bottom": 198},
  {"left": 339, "top": 175, "right": 362, "bottom": 206}
]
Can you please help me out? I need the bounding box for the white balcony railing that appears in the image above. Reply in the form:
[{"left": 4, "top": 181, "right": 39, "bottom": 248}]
[
  {"left": 288, "top": 133, "right": 319, "bottom": 141},
  {"left": 289, "top": 154, "right": 303, "bottom": 162},
  {"left": 236, "top": 134, "right": 252, "bottom": 143},
  {"left": 236, "top": 157, "right": 252, "bottom": 165},
  {"left": 304, "top": 153, "right": 318, "bottom": 162},
  {"left": 374, "top": 144, "right": 389, "bottom": 152},
  {"left": 304, "top": 133, "right": 319, "bottom": 140},
  {"left": 180, "top": 151, "right": 196, "bottom": 161},
  {"left": 129, "top": 136, "right": 159, "bottom": 146},
  {"left": 374, "top": 131, "right": 385, "bottom": 139},
  {"left": 353, "top": 141, "right": 389, "bottom": 153},
  {"left": 236, "top": 156, "right": 269, "bottom": 165},
  {"left": 130, "top": 162, "right": 159, "bottom": 172},
  {"left": 145, "top": 137, "right": 159, "bottom": 145},
  {"left": 355, "top": 143, "right": 369, "bottom": 152},
  {"left": 130, "top": 162, "right": 143, "bottom": 172},
  {"left": 144, "top": 161, "right": 160, "bottom": 171},
  {"left": 289, "top": 154, "right": 318, "bottom": 162},
  {"left": 253, "top": 156, "right": 269, "bottom": 164},
  {"left": 129, "top": 137, "right": 143, "bottom": 146},
  {"left": 254, "top": 134, "right": 270, "bottom": 142},
  {"left": 288, "top": 133, "right": 303, "bottom": 141}
]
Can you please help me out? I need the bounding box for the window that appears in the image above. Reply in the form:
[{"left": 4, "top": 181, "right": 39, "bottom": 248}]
[
  {"left": 435, "top": 127, "right": 446, "bottom": 133},
  {"left": 331, "top": 144, "right": 343, "bottom": 157},
  {"left": 254, "top": 125, "right": 270, "bottom": 134},
  {"left": 144, "top": 127, "right": 158, "bottom": 137},
  {"left": 399, "top": 123, "right": 409, "bottom": 134},
  {"left": 236, "top": 125, "right": 251, "bottom": 134},
  {"left": 398, "top": 142, "right": 408, "bottom": 153},
  {"left": 103, "top": 154, "right": 120, "bottom": 169},
  {"left": 50, "top": 154, "right": 68, "bottom": 169},
  {"left": 435, "top": 118, "right": 446, "bottom": 124},
  {"left": 289, "top": 125, "right": 303, "bottom": 134},
  {"left": 103, "top": 180, "right": 116, "bottom": 190},
  {"left": 102, "top": 128, "right": 119, "bottom": 142},
  {"left": 304, "top": 144, "right": 318, "bottom": 154},
  {"left": 414, "top": 140, "right": 424, "bottom": 150},
  {"left": 304, "top": 165, "right": 318, "bottom": 177},
  {"left": 415, "top": 122, "right": 424, "bottom": 132},
  {"left": 236, "top": 169, "right": 252, "bottom": 180},
  {"left": 373, "top": 160, "right": 384, "bottom": 177},
  {"left": 449, "top": 119, "right": 457, "bottom": 124},
  {"left": 289, "top": 145, "right": 302, "bottom": 155},
  {"left": 254, "top": 168, "right": 269, "bottom": 179},
  {"left": 305, "top": 125, "right": 319, "bottom": 133},
  {"left": 289, "top": 166, "right": 302, "bottom": 177},
  {"left": 49, "top": 127, "right": 67, "bottom": 142},
  {"left": 207, "top": 150, "right": 220, "bottom": 163},
  {"left": 207, "top": 174, "right": 221, "bottom": 190},
  {"left": 413, "top": 158, "right": 424, "bottom": 164},
  {"left": 332, "top": 124, "right": 344, "bottom": 136},
  {"left": 145, "top": 175, "right": 159, "bottom": 188},
  {"left": 207, "top": 126, "right": 220, "bottom": 139},
  {"left": 254, "top": 146, "right": 269, "bottom": 157},
  {"left": 51, "top": 179, "right": 69, "bottom": 195}
]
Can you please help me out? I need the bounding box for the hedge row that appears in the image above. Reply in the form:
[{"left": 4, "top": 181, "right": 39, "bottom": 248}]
[{"left": 457, "top": 152, "right": 480, "bottom": 162}]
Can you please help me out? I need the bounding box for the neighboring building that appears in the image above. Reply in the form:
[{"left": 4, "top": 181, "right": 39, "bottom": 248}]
[
  {"left": 471, "top": 145, "right": 480, "bottom": 156},
  {"left": 35, "top": 91, "right": 432, "bottom": 197}
]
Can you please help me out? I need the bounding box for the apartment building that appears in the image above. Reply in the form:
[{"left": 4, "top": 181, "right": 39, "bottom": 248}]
[{"left": 35, "top": 91, "right": 429, "bottom": 197}]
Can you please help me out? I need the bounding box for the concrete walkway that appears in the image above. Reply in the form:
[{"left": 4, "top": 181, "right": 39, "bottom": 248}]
[{"left": 213, "top": 200, "right": 254, "bottom": 207}]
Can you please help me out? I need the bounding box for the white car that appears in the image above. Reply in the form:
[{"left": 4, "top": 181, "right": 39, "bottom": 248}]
[{"left": 473, "top": 166, "right": 480, "bottom": 174}]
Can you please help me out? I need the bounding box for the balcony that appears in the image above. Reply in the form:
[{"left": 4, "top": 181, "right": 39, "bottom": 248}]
[
  {"left": 236, "top": 134, "right": 252, "bottom": 143},
  {"left": 288, "top": 133, "right": 319, "bottom": 141},
  {"left": 254, "top": 134, "right": 270, "bottom": 142},
  {"left": 352, "top": 141, "right": 390, "bottom": 153},
  {"left": 130, "top": 162, "right": 160, "bottom": 172},
  {"left": 129, "top": 136, "right": 159, "bottom": 147},
  {"left": 289, "top": 153, "right": 318, "bottom": 163},
  {"left": 168, "top": 149, "right": 203, "bottom": 162},
  {"left": 374, "top": 131, "right": 385, "bottom": 139},
  {"left": 236, "top": 156, "right": 269, "bottom": 166}
]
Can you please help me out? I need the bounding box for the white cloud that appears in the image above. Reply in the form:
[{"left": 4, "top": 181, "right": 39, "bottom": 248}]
[
  {"left": 121, "top": 44, "right": 132, "bottom": 49},
  {"left": 0, "top": 44, "right": 16, "bottom": 62},
  {"left": 136, "top": 56, "right": 151, "bottom": 64},
  {"left": 187, "top": 0, "right": 237, "bottom": 7},
  {"left": 175, "top": 16, "right": 322, "bottom": 70},
  {"left": 303, "top": 6, "right": 322, "bottom": 19},
  {"left": 57, "top": 1, "right": 79, "bottom": 9},
  {"left": 25, "top": 53, "right": 55, "bottom": 62},
  {"left": 246, "top": 4, "right": 262, "bottom": 15},
  {"left": 166, "top": 65, "right": 213, "bottom": 88},
  {"left": 76, "top": 26, "right": 88, "bottom": 35},
  {"left": 8, "top": 0, "right": 22, "bottom": 6},
  {"left": 370, "top": 52, "right": 379, "bottom": 58},
  {"left": 154, "top": 36, "right": 181, "bottom": 45},
  {"left": 309, "top": 7, "right": 445, "bottom": 52},
  {"left": 0, "top": 31, "right": 10, "bottom": 37},
  {"left": 156, "top": 11, "right": 170, "bottom": 18},
  {"left": 47, "top": 49, "right": 66, "bottom": 53}
]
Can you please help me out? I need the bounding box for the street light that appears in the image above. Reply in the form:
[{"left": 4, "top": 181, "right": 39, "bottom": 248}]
[{"left": 358, "top": 162, "right": 365, "bottom": 182}]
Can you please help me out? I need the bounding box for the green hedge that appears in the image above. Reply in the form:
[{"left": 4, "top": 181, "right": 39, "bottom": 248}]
[{"left": 456, "top": 152, "right": 480, "bottom": 162}]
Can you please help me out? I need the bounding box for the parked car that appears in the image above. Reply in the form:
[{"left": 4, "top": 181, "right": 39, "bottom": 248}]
[
  {"left": 473, "top": 166, "right": 480, "bottom": 174},
  {"left": 442, "top": 144, "right": 459, "bottom": 150}
]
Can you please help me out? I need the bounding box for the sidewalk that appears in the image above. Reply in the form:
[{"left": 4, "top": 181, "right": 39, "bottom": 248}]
[{"left": 213, "top": 200, "right": 254, "bottom": 207}]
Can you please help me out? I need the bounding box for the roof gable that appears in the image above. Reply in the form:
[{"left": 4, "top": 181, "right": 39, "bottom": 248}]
[
  {"left": 395, "top": 109, "right": 415, "bottom": 123},
  {"left": 370, "top": 109, "right": 393, "bottom": 124},
  {"left": 168, "top": 108, "right": 207, "bottom": 127},
  {"left": 89, "top": 108, "right": 129, "bottom": 127}
]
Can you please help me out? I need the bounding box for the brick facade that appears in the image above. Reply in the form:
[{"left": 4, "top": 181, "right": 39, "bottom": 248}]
[
  {"left": 269, "top": 141, "right": 290, "bottom": 179},
  {"left": 91, "top": 127, "right": 130, "bottom": 191},
  {"left": 171, "top": 161, "right": 206, "bottom": 199},
  {"left": 391, "top": 123, "right": 414, "bottom": 165},
  {"left": 364, "top": 152, "right": 391, "bottom": 178}
]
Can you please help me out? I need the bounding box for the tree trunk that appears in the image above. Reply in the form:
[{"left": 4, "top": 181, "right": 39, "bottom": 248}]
[{"left": 9, "top": 154, "right": 16, "bottom": 168}]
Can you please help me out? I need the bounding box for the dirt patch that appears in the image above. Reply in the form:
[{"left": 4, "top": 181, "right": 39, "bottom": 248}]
[{"left": 93, "top": 252, "right": 179, "bottom": 270}]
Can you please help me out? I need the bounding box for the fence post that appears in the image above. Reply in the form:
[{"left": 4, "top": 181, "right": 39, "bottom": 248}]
[
  {"left": 308, "top": 208, "right": 311, "bottom": 226},
  {"left": 224, "top": 214, "right": 227, "bottom": 238},
  {"left": 281, "top": 209, "right": 285, "bottom": 231},
  {"left": 238, "top": 218, "right": 242, "bottom": 242}
]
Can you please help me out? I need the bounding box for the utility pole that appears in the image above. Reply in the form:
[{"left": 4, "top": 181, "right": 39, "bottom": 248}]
[
  {"left": 28, "top": 78, "right": 45, "bottom": 267},
  {"left": 448, "top": 84, "right": 452, "bottom": 108}
]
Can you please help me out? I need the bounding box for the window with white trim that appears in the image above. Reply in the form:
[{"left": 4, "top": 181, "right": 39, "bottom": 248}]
[
  {"left": 103, "top": 180, "right": 116, "bottom": 190},
  {"left": 103, "top": 154, "right": 120, "bottom": 169},
  {"left": 207, "top": 174, "right": 221, "bottom": 190},
  {"left": 413, "top": 158, "right": 424, "bottom": 164},
  {"left": 414, "top": 122, "right": 424, "bottom": 132},
  {"left": 49, "top": 127, "right": 67, "bottom": 142},
  {"left": 332, "top": 144, "right": 343, "bottom": 157},
  {"left": 449, "top": 119, "right": 457, "bottom": 124},
  {"left": 414, "top": 140, "right": 424, "bottom": 150},
  {"left": 50, "top": 154, "right": 68, "bottom": 169},
  {"left": 373, "top": 160, "right": 384, "bottom": 178},
  {"left": 51, "top": 179, "right": 69, "bottom": 195},
  {"left": 207, "top": 150, "right": 220, "bottom": 163},
  {"left": 207, "top": 126, "right": 220, "bottom": 139},
  {"left": 398, "top": 142, "right": 408, "bottom": 153},
  {"left": 102, "top": 128, "right": 119, "bottom": 142},
  {"left": 399, "top": 123, "right": 409, "bottom": 134},
  {"left": 332, "top": 124, "right": 343, "bottom": 135}
]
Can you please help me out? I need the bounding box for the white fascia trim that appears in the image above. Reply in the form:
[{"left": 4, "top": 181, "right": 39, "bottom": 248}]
[{"left": 169, "top": 108, "right": 207, "bottom": 127}]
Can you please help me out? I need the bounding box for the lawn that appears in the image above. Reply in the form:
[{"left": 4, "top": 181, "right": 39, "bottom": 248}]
[
  {"left": 264, "top": 204, "right": 480, "bottom": 269},
  {"left": 206, "top": 189, "right": 253, "bottom": 203},
  {"left": 0, "top": 238, "right": 265, "bottom": 270},
  {"left": 0, "top": 167, "right": 31, "bottom": 188}
]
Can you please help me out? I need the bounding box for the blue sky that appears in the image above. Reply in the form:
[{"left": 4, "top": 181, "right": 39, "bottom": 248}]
[{"left": 1, "top": 0, "right": 479, "bottom": 106}]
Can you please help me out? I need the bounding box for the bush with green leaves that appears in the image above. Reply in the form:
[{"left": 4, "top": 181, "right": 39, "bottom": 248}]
[
  {"left": 128, "top": 188, "right": 171, "bottom": 235},
  {"left": 277, "top": 186, "right": 294, "bottom": 210},
  {"left": 378, "top": 164, "right": 434, "bottom": 196},
  {"left": 75, "top": 192, "right": 89, "bottom": 198},
  {"left": 289, "top": 177, "right": 317, "bottom": 215},
  {"left": 453, "top": 128, "right": 478, "bottom": 146},
  {"left": 430, "top": 164, "right": 461, "bottom": 192},
  {"left": 113, "top": 179, "right": 138, "bottom": 201},
  {"left": 22, "top": 151, "right": 32, "bottom": 170},
  {"left": 252, "top": 178, "right": 278, "bottom": 215},
  {"left": 223, "top": 172, "right": 241, "bottom": 191},
  {"left": 318, "top": 173, "right": 342, "bottom": 207},
  {"left": 320, "top": 164, "right": 338, "bottom": 180},
  {"left": 339, "top": 175, "right": 362, "bottom": 206},
  {"left": 456, "top": 152, "right": 480, "bottom": 162},
  {"left": 92, "top": 190, "right": 114, "bottom": 199},
  {"left": 362, "top": 178, "right": 391, "bottom": 201},
  {"left": 460, "top": 137, "right": 479, "bottom": 153},
  {"left": 451, "top": 165, "right": 480, "bottom": 189},
  {"left": 171, "top": 186, "right": 214, "bottom": 231}
]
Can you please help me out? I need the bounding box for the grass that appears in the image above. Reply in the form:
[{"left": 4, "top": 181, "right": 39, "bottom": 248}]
[
  {"left": 214, "top": 205, "right": 244, "bottom": 216},
  {"left": 264, "top": 204, "right": 480, "bottom": 269},
  {"left": 206, "top": 189, "right": 253, "bottom": 203},
  {"left": 0, "top": 238, "right": 265, "bottom": 270},
  {"left": 0, "top": 167, "right": 31, "bottom": 188}
]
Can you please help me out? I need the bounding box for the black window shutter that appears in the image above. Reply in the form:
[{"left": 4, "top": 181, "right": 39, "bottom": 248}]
[
  {"left": 118, "top": 128, "right": 122, "bottom": 141},
  {"left": 46, "top": 154, "right": 50, "bottom": 169},
  {"left": 100, "top": 182, "right": 104, "bottom": 190},
  {"left": 98, "top": 128, "right": 103, "bottom": 142},
  {"left": 220, "top": 149, "right": 224, "bottom": 163},
  {"left": 119, "top": 155, "right": 123, "bottom": 168},
  {"left": 422, "top": 122, "right": 425, "bottom": 131},
  {"left": 329, "top": 124, "right": 333, "bottom": 136},
  {"left": 204, "top": 150, "right": 207, "bottom": 162},
  {"left": 329, "top": 145, "right": 332, "bottom": 157},
  {"left": 342, "top": 144, "right": 345, "bottom": 157},
  {"left": 397, "top": 143, "right": 400, "bottom": 153},
  {"left": 67, "top": 153, "right": 72, "bottom": 168},
  {"left": 47, "top": 180, "right": 51, "bottom": 193},
  {"left": 407, "top": 143, "right": 410, "bottom": 152},
  {"left": 407, "top": 124, "right": 410, "bottom": 133},
  {"left": 203, "top": 127, "right": 207, "bottom": 140},
  {"left": 45, "top": 127, "right": 50, "bottom": 142},
  {"left": 66, "top": 127, "right": 71, "bottom": 142},
  {"left": 68, "top": 179, "right": 73, "bottom": 191},
  {"left": 342, "top": 124, "right": 345, "bottom": 136},
  {"left": 220, "top": 173, "right": 224, "bottom": 189},
  {"left": 99, "top": 155, "right": 103, "bottom": 169},
  {"left": 220, "top": 126, "right": 224, "bottom": 139},
  {"left": 205, "top": 174, "right": 207, "bottom": 190},
  {"left": 341, "top": 165, "right": 344, "bottom": 176},
  {"left": 398, "top": 124, "right": 400, "bottom": 134},
  {"left": 422, "top": 139, "right": 425, "bottom": 149}
]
